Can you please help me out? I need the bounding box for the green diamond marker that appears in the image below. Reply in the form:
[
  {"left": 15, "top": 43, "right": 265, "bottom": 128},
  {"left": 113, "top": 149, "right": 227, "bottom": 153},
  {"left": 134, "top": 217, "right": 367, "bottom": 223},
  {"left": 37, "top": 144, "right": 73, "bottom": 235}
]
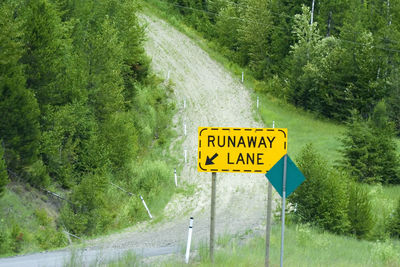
[{"left": 265, "top": 154, "right": 305, "bottom": 198}]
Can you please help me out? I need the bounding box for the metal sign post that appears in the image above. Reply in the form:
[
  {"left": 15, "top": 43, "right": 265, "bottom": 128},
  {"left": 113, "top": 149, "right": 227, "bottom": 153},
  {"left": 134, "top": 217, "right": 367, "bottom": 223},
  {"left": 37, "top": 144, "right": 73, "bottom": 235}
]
[
  {"left": 265, "top": 121, "right": 275, "bottom": 267},
  {"left": 280, "top": 154, "right": 288, "bottom": 267},
  {"left": 210, "top": 172, "right": 216, "bottom": 263},
  {"left": 266, "top": 153, "right": 306, "bottom": 267},
  {"left": 198, "top": 126, "right": 290, "bottom": 264}
]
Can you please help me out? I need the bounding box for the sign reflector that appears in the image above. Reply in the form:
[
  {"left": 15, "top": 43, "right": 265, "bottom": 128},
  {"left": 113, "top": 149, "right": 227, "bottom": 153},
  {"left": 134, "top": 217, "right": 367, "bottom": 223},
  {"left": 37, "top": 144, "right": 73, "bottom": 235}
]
[{"left": 197, "top": 127, "right": 287, "bottom": 173}]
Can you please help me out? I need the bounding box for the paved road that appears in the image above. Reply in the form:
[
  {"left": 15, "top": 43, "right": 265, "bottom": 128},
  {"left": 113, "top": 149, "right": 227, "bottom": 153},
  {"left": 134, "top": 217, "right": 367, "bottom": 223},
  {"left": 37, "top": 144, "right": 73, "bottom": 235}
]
[{"left": 0, "top": 246, "right": 179, "bottom": 267}]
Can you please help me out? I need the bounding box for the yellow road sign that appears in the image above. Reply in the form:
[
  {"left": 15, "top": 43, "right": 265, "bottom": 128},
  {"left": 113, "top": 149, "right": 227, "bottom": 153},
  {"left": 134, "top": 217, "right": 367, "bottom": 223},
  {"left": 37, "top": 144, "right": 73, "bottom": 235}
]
[{"left": 198, "top": 127, "right": 287, "bottom": 173}]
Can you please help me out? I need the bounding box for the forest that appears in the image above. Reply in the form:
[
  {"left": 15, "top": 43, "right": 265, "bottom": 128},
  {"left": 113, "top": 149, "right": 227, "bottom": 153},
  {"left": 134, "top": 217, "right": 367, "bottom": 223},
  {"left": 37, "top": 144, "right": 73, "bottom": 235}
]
[
  {"left": 0, "top": 0, "right": 174, "bottom": 253},
  {"left": 163, "top": 0, "right": 400, "bottom": 130}
]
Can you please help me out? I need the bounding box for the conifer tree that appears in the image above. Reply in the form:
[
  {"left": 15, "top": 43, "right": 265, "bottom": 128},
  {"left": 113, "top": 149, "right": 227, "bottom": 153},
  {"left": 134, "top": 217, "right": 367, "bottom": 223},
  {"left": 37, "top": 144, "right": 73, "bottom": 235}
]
[
  {"left": 237, "top": 0, "right": 273, "bottom": 78},
  {"left": 0, "top": 1, "right": 41, "bottom": 175},
  {"left": 87, "top": 16, "right": 125, "bottom": 121},
  {"left": 341, "top": 106, "right": 400, "bottom": 184}
]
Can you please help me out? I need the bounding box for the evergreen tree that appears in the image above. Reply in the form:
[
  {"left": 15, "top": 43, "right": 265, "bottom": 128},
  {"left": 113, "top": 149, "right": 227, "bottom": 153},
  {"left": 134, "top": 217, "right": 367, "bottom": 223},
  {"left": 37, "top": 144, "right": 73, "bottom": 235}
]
[
  {"left": 215, "top": 3, "right": 241, "bottom": 58},
  {"left": 21, "top": 0, "right": 78, "bottom": 109},
  {"left": 287, "top": 5, "right": 322, "bottom": 111},
  {"left": 237, "top": 0, "right": 273, "bottom": 79},
  {"left": 87, "top": 16, "right": 125, "bottom": 121},
  {"left": 0, "top": 1, "right": 43, "bottom": 184},
  {"left": 340, "top": 115, "right": 374, "bottom": 182},
  {"left": 340, "top": 106, "right": 400, "bottom": 184}
]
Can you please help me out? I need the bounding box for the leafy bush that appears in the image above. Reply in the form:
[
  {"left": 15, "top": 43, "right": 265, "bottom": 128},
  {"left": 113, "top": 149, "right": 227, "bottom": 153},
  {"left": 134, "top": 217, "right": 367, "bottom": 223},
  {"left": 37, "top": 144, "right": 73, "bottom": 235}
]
[
  {"left": 347, "top": 182, "right": 374, "bottom": 239},
  {"left": 35, "top": 227, "right": 67, "bottom": 250},
  {"left": 290, "top": 144, "right": 350, "bottom": 234},
  {"left": 61, "top": 173, "right": 113, "bottom": 236},
  {"left": 0, "top": 226, "right": 11, "bottom": 254},
  {"left": 389, "top": 198, "right": 400, "bottom": 238}
]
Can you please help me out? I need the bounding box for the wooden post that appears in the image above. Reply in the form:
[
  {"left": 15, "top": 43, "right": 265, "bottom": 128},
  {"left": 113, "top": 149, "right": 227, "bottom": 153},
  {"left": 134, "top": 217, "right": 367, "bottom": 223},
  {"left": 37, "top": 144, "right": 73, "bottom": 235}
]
[{"left": 210, "top": 172, "right": 216, "bottom": 263}]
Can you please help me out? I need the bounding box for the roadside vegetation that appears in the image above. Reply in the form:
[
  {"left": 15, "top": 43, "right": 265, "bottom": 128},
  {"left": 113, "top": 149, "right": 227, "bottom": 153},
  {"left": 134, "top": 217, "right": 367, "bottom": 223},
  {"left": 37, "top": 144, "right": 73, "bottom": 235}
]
[{"left": 0, "top": 0, "right": 177, "bottom": 256}]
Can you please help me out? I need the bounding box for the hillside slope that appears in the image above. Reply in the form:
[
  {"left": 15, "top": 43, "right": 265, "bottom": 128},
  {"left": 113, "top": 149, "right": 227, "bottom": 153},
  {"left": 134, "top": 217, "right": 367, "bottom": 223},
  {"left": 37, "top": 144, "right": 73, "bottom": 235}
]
[{"left": 0, "top": 13, "right": 273, "bottom": 266}]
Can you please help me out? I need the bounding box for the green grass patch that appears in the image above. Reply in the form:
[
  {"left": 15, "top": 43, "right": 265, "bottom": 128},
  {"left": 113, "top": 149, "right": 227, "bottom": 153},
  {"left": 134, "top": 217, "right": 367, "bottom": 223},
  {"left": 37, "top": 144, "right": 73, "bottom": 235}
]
[
  {"left": 364, "top": 184, "right": 400, "bottom": 240},
  {"left": 258, "top": 95, "right": 344, "bottom": 162},
  {"left": 0, "top": 185, "right": 68, "bottom": 257},
  {"left": 161, "top": 225, "right": 400, "bottom": 267},
  {"left": 103, "top": 224, "right": 400, "bottom": 266}
]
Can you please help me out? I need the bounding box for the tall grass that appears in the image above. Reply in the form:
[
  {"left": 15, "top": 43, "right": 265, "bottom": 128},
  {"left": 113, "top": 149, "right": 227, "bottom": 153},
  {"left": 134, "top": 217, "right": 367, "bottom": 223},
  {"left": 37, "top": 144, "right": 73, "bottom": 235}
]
[{"left": 104, "top": 224, "right": 399, "bottom": 266}]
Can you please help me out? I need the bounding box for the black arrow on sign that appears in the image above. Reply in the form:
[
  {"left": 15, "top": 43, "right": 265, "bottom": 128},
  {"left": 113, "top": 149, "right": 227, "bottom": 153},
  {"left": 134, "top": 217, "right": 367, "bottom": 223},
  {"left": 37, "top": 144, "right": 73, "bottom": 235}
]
[{"left": 205, "top": 153, "right": 219, "bottom": 165}]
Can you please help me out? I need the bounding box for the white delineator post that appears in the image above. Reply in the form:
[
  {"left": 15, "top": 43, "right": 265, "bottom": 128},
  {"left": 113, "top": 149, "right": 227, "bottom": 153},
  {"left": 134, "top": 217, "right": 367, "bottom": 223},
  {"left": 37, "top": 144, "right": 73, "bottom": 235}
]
[
  {"left": 174, "top": 168, "right": 178, "bottom": 187},
  {"left": 184, "top": 123, "right": 187, "bottom": 136},
  {"left": 184, "top": 99, "right": 186, "bottom": 109},
  {"left": 241, "top": 71, "right": 244, "bottom": 83},
  {"left": 185, "top": 217, "right": 194, "bottom": 264},
  {"left": 167, "top": 70, "right": 170, "bottom": 80},
  {"left": 185, "top": 149, "right": 187, "bottom": 163},
  {"left": 140, "top": 195, "right": 153, "bottom": 219},
  {"left": 257, "top": 96, "right": 259, "bottom": 109}
]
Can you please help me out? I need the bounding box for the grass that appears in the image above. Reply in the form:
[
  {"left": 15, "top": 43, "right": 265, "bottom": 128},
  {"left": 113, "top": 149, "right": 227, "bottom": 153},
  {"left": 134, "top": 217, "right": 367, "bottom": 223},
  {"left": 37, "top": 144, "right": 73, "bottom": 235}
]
[
  {"left": 257, "top": 95, "right": 344, "bottom": 162},
  {"left": 365, "top": 184, "right": 400, "bottom": 240},
  {"left": 103, "top": 224, "right": 400, "bottom": 267},
  {"left": 0, "top": 184, "right": 69, "bottom": 257}
]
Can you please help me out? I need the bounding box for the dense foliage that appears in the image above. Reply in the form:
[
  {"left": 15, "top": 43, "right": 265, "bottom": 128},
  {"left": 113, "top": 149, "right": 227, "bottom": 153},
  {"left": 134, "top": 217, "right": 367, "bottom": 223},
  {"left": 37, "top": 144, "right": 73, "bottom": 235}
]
[
  {"left": 290, "top": 144, "right": 375, "bottom": 239},
  {"left": 159, "top": 0, "right": 400, "bottom": 132},
  {"left": 390, "top": 198, "right": 400, "bottom": 238},
  {"left": 290, "top": 144, "right": 350, "bottom": 235},
  {"left": 0, "top": 144, "right": 7, "bottom": 197},
  {"left": 340, "top": 103, "right": 400, "bottom": 184},
  {"left": 0, "top": 0, "right": 174, "bottom": 248}
]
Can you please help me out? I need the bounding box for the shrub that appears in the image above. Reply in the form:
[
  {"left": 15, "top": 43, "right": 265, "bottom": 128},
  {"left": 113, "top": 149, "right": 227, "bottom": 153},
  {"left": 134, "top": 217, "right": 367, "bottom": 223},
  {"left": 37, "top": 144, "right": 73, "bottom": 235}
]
[
  {"left": 290, "top": 144, "right": 350, "bottom": 234},
  {"left": 389, "top": 198, "right": 400, "bottom": 238},
  {"left": 347, "top": 183, "right": 374, "bottom": 239},
  {"left": 0, "top": 226, "right": 10, "bottom": 254},
  {"left": 35, "top": 227, "right": 67, "bottom": 250},
  {"left": 61, "top": 173, "right": 113, "bottom": 236}
]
